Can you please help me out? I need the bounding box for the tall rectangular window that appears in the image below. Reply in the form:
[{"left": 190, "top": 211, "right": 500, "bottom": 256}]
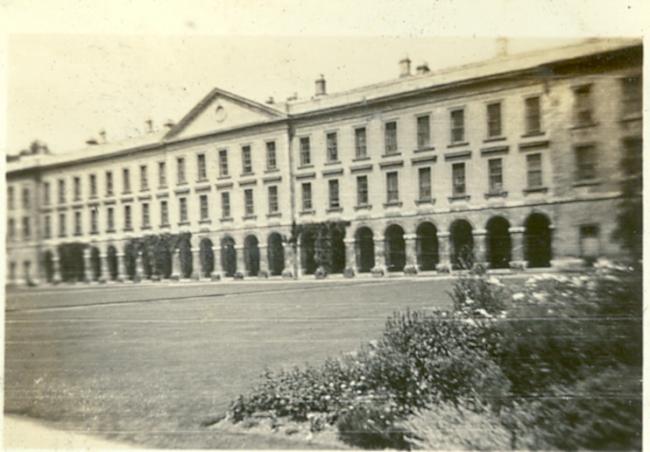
[
  {"left": 140, "top": 165, "right": 148, "bottom": 190},
  {"left": 418, "top": 167, "right": 432, "bottom": 200},
  {"left": 575, "top": 145, "right": 597, "bottom": 181},
  {"left": 417, "top": 115, "right": 431, "bottom": 148},
  {"left": 242, "top": 145, "right": 253, "bottom": 174},
  {"left": 221, "top": 192, "right": 231, "bottom": 219},
  {"left": 179, "top": 198, "right": 188, "bottom": 223},
  {"left": 58, "top": 179, "right": 66, "bottom": 204},
  {"left": 384, "top": 121, "right": 398, "bottom": 154},
  {"left": 244, "top": 189, "right": 254, "bottom": 216},
  {"left": 525, "top": 96, "right": 541, "bottom": 134},
  {"left": 526, "top": 153, "right": 543, "bottom": 188},
  {"left": 8, "top": 218, "right": 15, "bottom": 240},
  {"left": 22, "top": 217, "right": 31, "bottom": 240},
  {"left": 574, "top": 84, "right": 594, "bottom": 126},
  {"left": 177, "top": 157, "right": 186, "bottom": 184},
  {"left": 199, "top": 194, "right": 209, "bottom": 220},
  {"left": 142, "top": 202, "right": 150, "bottom": 228},
  {"left": 124, "top": 205, "right": 132, "bottom": 230},
  {"left": 43, "top": 182, "right": 50, "bottom": 206},
  {"left": 107, "top": 207, "right": 114, "bottom": 231},
  {"left": 218, "top": 149, "right": 229, "bottom": 177},
  {"left": 386, "top": 171, "right": 399, "bottom": 203},
  {"left": 328, "top": 179, "right": 340, "bottom": 209},
  {"left": 452, "top": 162, "right": 466, "bottom": 195},
  {"left": 355, "top": 127, "right": 367, "bottom": 158},
  {"left": 160, "top": 200, "right": 169, "bottom": 226},
  {"left": 268, "top": 185, "right": 279, "bottom": 213},
  {"left": 22, "top": 187, "right": 30, "bottom": 209},
  {"left": 122, "top": 168, "right": 131, "bottom": 193},
  {"left": 90, "top": 209, "right": 98, "bottom": 234},
  {"left": 74, "top": 211, "right": 82, "bottom": 236},
  {"left": 486, "top": 102, "right": 502, "bottom": 138},
  {"left": 450, "top": 109, "right": 465, "bottom": 143},
  {"left": 89, "top": 174, "right": 97, "bottom": 198},
  {"left": 300, "top": 137, "right": 311, "bottom": 166},
  {"left": 301, "top": 183, "right": 312, "bottom": 210},
  {"left": 73, "top": 177, "right": 81, "bottom": 201},
  {"left": 488, "top": 158, "right": 503, "bottom": 192},
  {"left": 44, "top": 215, "right": 51, "bottom": 239},
  {"left": 266, "top": 141, "right": 277, "bottom": 170},
  {"left": 197, "top": 153, "right": 207, "bottom": 180},
  {"left": 106, "top": 171, "right": 113, "bottom": 196},
  {"left": 621, "top": 75, "right": 642, "bottom": 117},
  {"left": 8, "top": 186, "right": 14, "bottom": 209},
  {"left": 158, "top": 161, "right": 167, "bottom": 187},
  {"left": 356, "top": 175, "right": 369, "bottom": 206},
  {"left": 58, "top": 212, "right": 66, "bottom": 237},
  {"left": 326, "top": 132, "right": 338, "bottom": 162}
]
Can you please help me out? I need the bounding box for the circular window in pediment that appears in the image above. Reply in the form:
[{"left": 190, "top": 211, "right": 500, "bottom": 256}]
[{"left": 215, "top": 103, "right": 227, "bottom": 123}]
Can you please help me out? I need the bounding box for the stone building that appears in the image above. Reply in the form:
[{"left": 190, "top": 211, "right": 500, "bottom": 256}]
[{"left": 5, "top": 38, "right": 642, "bottom": 285}]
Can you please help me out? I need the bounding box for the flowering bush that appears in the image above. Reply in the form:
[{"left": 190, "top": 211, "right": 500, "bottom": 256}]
[{"left": 448, "top": 264, "right": 508, "bottom": 316}]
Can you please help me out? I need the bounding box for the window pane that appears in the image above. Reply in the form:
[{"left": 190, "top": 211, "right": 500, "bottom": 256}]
[
  {"left": 488, "top": 158, "right": 503, "bottom": 192},
  {"left": 451, "top": 109, "right": 465, "bottom": 143},
  {"left": 525, "top": 96, "right": 541, "bottom": 134},
  {"left": 266, "top": 142, "right": 277, "bottom": 169},
  {"left": 417, "top": 115, "right": 430, "bottom": 148},
  {"left": 487, "top": 103, "right": 502, "bottom": 137},
  {"left": 355, "top": 128, "right": 367, "bottom": 158},
  {"left": 452, "top": 162, "right": 466, "bottom": 195},
  {"left": 386, "top": 172, "right": 399, "bottom": 202},
  {"left": 418, "top": 167, "right": 431, "bottom": 199},
  {"left": 218, "top": 150, "right": 228, "bottom": 177},
  {"left": 357, "top": 175, "right": 368, "bottom": 205},
  {"left": 329, "top": 179, "right": 340, "bottom": 208},
  {"left": 302, "top": 183, "right": 312, "bottom": 210},
  {"left": 326, "top": 132, "right": 338, "bottom": 162},
  {"left": 385, "top": 122, "right": 398, "bottom": 154},
  {"left": 526, "top": 153, "right": 542, "bottom": 188},
  {"left": 300, "top": 137, "right": 311, "bottom": 166}
]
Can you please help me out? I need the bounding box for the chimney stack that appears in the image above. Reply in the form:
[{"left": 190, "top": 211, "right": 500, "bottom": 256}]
[
  {"left": 496, "top": 37, "right": 508, "bottom": 57},
  {"left": 265, "top": 96, "right": 275, "bottom": 105},
  {"left": 287, "top": 92, "right": 298, "bottom": 102},
  {"left": 416, "top": 62, "right": 430, "bottom": 75},
  {"left": 86, "top": 138, "right": 98, "bottom": 146},
  {"left": 399, "top": 56, "right": 411, "bottom": 78},
  {"left": 145, "top": 119, "right": 154, "bottom": 133},
  {"left": 315, "top": 74, "right": 326, "bottom": 96},
  {"left": 164, "top": 119, "right": 175, "bottom": 129},
  {"left": 98, "top": 130, "right": 107, "bottom": 143}
]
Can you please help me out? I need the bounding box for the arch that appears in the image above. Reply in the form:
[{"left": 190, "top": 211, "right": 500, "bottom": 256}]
[
  {"left": 525, "top": 213, "right": 552, "bottom": 268},
  {"left": 58, "top": 243, "right": 85, "bottom": 282},
  {"left": 416, "top": 222, "right": 439, "bottom": 271},
  {"left": 154, "top": 242, "right": 172, "bottom": 279},
  {"left": 221, "top": 236, "right": 237, "bottom": 277},
  {"left": 107, "top": 245, "right": 118, "bottom": 280},
  {"left": 355, "top": 227, "right": 375, "bottom": 273},
  {"left": 267, "top": 232, "right": 285, "bottom": 276},
  {"left": 300, "top": 230, "right": 317, "bottom": 275},
  {"left": 330, "top": 228, "right": 346, "bottom": 274},
  {"left": 42, "top": 250, "right": 54, "bottom": 283},
  {"left": 450, "top": 219, "right": 474, "bottom": 269},
  {"left": 142, "top": 247, "right": 154, "bottom": 279},
  {"left": 486, "top": 216, "right": 511, "bottom": 269},
  {"left": 244, "top": 235, "right": 260, "bottom": 276},
  {"left": 123, "top": 242, "right": 138, "bottom": 280},
  {"left": 385, "top": 224, "right": 406, "bottom": 272},
  {"left": 177, "top": 237, "right": 193, "bottom": 278},
  {"left": 90, "top": 247, "right": 101, "bottom": 281},
  {"left": 199, "top": 238, "right": 214, "bottom": 277}
]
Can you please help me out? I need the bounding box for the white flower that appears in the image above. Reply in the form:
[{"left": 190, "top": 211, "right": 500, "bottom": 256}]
[
  {"left": 512, "top": 292, "right": 525, "bottom": 301},
  {"left": 465, "top": 298, "right": 475, "bottom": 305},
  {"left": 487, "top": 276, "right": 503, "bottom": 286},
  {"left": 475, "top": 308, "right": 490, "bottom": 317}
]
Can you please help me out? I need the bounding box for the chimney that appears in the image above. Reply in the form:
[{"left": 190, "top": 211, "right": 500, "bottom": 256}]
[
  {"left": 399, "top": 56, "right": 411, "bottom": 78},
  {"left": 164, "top": 119, "right": 175, "bottom": 129},
  {"left": 496, "top": 37, "right": 508, "bottom": 58},
  {"left": 86, "top": 138, "right": 98, "bottom": 146},
  {"left": 265, "top": 96, "right": 275, "bottom": 105},
  {"left": 416, "top": 62, "right": 430, "bottom": 75},
  {"left": 287, "top": 92, "right": 298, "bottom": 102},
  {"left": 98, "top": 130, "right": 107, "bottom": 143},
  {"left": 145, "top": 119, "right": 154, "bottom": 133},
  {"left": 315, "top": 74, "right": 326, "bottom": 96}
]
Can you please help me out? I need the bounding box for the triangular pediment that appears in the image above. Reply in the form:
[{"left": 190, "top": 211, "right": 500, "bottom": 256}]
[{"left": 165, "top": 88, "right": 285, "bottom": 140}]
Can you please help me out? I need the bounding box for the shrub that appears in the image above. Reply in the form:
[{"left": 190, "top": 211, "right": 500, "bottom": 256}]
[
  {"left": 448, "top": 264, "right": 508, "bottom": 316},
  {"left": 343, "top": 267, "right": 355, "bottom": 278},
  {"left": 314, "top": 266, "right": 328, "bottom": 279}
]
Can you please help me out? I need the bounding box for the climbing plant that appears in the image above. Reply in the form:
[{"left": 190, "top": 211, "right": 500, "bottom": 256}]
[
  {"left": 294, "top": 220, "right": 349, "bottom": 273},
  {"left": 125, "top": 232, "right": 192, "bottom": 279}
]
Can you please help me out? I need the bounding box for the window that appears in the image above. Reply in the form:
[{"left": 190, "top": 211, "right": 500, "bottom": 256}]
[
  {"left": 301, "top": 183, "right": 312, "bottom": 211},
  {"left": 43, "top": 182, "right": 50, "bottom": 205},
  {"left": 8, "top": 186, "right": 14, "bottom": 209},
  {"left": 300, "top": 137, "right": 311, "bottom": 166},
  {"left": 106, "top": 171, "right": 113, "bottom": 196},
  {"left": 574, "top": 84, "right": 594, "bottom": 126},
  {"left": 221, "top": 192, "right": 231, "bottom": 219},
  {"left": 417, "top": 115, "right": 431, "bottom": 148},
  {"left": 23, "top": 217, "right": 31, "bottom": 240},
  {"left": 355, "top": 127, "right": 367, "bottom": 158},
  {"left": 356, "top": 175, "right": 369, "bottom": 206},
  {"left": 107, "top": 207, "right": 114, "bottom": 231},
  {"left": 575, "top": 145, "right": 597, "bottom": 181},
  {"left": 177, "top": 157, "right": 186, "bottom": 184},
  {"left": 525, "top": 96, "right": 541, "bottom": 134},
  {"left": 160, "top": 200, "right": 169, "bottom": 225},
  {"left": 486, "top": 102, "right": 502, "bottom": 138},
  {"left": 580, "top": 224, "right": 600, "bottom": 258},
  {"left": 418, "top": 167, "right": 432, "bottom": 200},
  {"left": 89, "top": 174, "right": 97, "bottom": 198},
  {"left": 122, "top": 168, "right": 131, "bottom": 193},
  {"left": 142, "top": 202, "right": 150, "bottom": 228},
  {"left": 268, "top": 185, "right": 279, "bottom": 213},
  {"left": 179, "top": 198, "right": 188, "bottom": 223},
  {"left": 58, "top": 212, "right": 66, "bottom": 237},
  {"left": 199, "top": 194, "right": 209, "bottom": 220},
  {"left": 621, "top": 75, "right": 642, "bottom": 117},
  {"left": 218, "top": 149, "right": 229, "bottom": 177},
  {"left": 452, "top": 162, "right": 466, "bottom": 195},
  {"left": 73, "top": 177, "right": 81, "bottom": 201},
  {"left": 158, "top": 161, "right": 167, "bottom": 187},
  {"left": 488, "top": 158, "right": 503, "bottom": 192},
  {"left": 244, "top": 189, "right": 254, "bottom": 216},
  {"left": 386, "top": 171, "right": 399, "bottom": 203},
  {"left": 450, "top": 109, "right": 465, "bottom": 143},
  {"left": 326, "top": 132, "right": 338, "bottom": 162},
  {"left": 328, "top": 179, "right": 340, "bottom": 209},
  {"left": 124, "top": 205, "right": 132, "bottom": 230},
  {"left": 384, "top": 121, "right": 398, "bottom": 154},
  {"left": 526, "top": 153, "right": 543, "bottom": 188},
  {"left": 44, "top": 215, "right": 51, "bottom": 239},
  {"left": 90, "top": 209, "right": 98, "bottom": 234},
  {"left": 266, "top": 141, "right": 277, "bottom": 170},
  {"left": 22, "top": 187, "right": 30, "bottom": 209},
  {"left": 197, "top": 153, "right": 207, "bottom": 180},
  {"left": 74, "top": 211, "right": 82, "bottom": 236},
  {"left": 58, "top": 179, "right": 66, "bottom": 204},
  {"left": 8, "top": 218, "right": 15, "bottom": 240},
  {"left": 140, "top": 165, "right": 148, "bottom": 191},
  {"left": 242, "top": 145, "right": 253, "bottom": 174}
]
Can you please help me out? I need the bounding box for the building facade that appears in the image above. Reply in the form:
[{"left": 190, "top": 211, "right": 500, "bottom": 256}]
[{"left": 5, "top": 39, "right": 642, "bottom": 285}]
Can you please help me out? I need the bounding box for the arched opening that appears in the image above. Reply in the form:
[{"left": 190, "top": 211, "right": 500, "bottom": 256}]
[
  {"left": 90, "top": 247, "right": 101, "bottom": 280},
  {"left": 107, "top": 245, "right": 118, "bottom": 280},
  {"left": 42, "top": 250, "right": 54, "bottom": 283},
  {"left": 142, "top": 248, "right": 154, "bottom": 279},
  {"left": 124, "top": 243, "right": 138, "bottom": 280},
  {"left": 199, "top": 238, "right": 214, "bottom": 277},
  {"left": 330, "top": 228, "right": 346, "bottom": 274},
  {"left": 244, "top": 235, "right": 260, "bottom": 276},
  {"left": 58, "top": 244, "right": 85, "bottom": 282},
  {"left": 450, "top": 219, "right": 474, "bottom": 269},
  {"left": 178, "top": 237, "right": 193, "bottom": 278},
  {"left": 416, "top": 222, "right": 439, "bottom": 271},
  {"left": 355, "top": 227, "right": 375, "bottom": 272},
  {"left": 300, "top": 230, "right": 317, "bottom": 275},
  {"left": 267, "top": 233, "right": 285, "bottom": 276},
  {"left": 221, "top": 236, "right": 237, "bottom": 277},
  {"left": 385, "top": 224, "right": 406, "bottom": 272},
  {"left": 153, "top": 242, "right": 172, "bottom": 279},
  {"left": 486, "top": 217, "right": 511, "bottom": 269},
  {"left": 525, "top": 213, "right": 552, "bottom": 268}
]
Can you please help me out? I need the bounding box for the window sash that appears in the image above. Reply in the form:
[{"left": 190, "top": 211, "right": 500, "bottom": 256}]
[
  {"left": 300, "top": 137, "right": 311, "bottom": 165},
  {"left": 177, "top": 158, "right": 186, "bottom": 184},
  {"left": 302, "top": 183, "right": 312, "bottom": 210},
  {"left": 357, "top": 176, "right": 368, "bottom": 205},
  {"left": 268, "top": 186, "right": 279, "bottom": 212},
  {"left": 244, "top": 189, "right": 254, "bottom": 215},
  {"left": 385, "top": 122, "right": 398, "bottom": 154},
  {"left": 386, "top": 172, "right": 399, "bottom": 202},
  {"left": 44, "top": 216, "right": 51, "bottom": 238},
  {"left": 179, "top": 198, "right": 188, "bottom": 222},
  {"left": 107, "top": 208, "right": 114, "bottom": 230},
  {"left": 23, "top": 217, "right": 31, "bottom": 239},
  {"left": 197, "top": 154, "right": 207, "bottom": 180},
  {"left": 487, "top": 103, "right": 502, "bottom": 137},
  {"left": 59, "top": 213, "right": 66, "bottom": 236},
  {"left": 89, "top": 175, "right": 97, "bottom": 197},
  {"left": 142, "top": 203, "right": 150, "bottom": 227},
  {"left": 58, "top": 180, "right": 66, "bottom": 203},
  {"left": 574, "top": 86, "right": 593, "bottom": 125},
  {"left": 451, "top": 110, "right": 465, "bottom": 143},
  {"left": 525, "top": 97, "right": 541, "bottom": 134},
  {"left": 266, "top": 142, "right": 277, "bottom": 169},
  {"left": 218, "top": 150, "right": 229, "bottom": 176},
  {"left": 526, "top": 154, "right": 543, "bottom": 188},
  {"left": 106, "top": 172, "right": 113, "bottom": 195},
  {"left": 418, "top": 167, "right": 432, "bottom": 199},
  {"left": 622, "top": 76, "right": 642, "bottom": 116},
  {"left": 452, "top": 163, "right": 466, "bottom": 195},
  {"left": 124, "top": 206, "right": 132, "bottom": 229},
  {"left": 140, "top": 166, "right": 148, "bottom": 190},
  {"left": 242, "top": 147, "right": 253, "bottom": 174},
  {"left": 43, "top": 183, "right": 50, "bottom": 205},
  {"left": 326, "top": 132, "right": 338, "bottom": 162},
  {"left": 221, "top": 193, "right": 231, "bottom": 218},
  {"left": 488, "top": 158, "right": 503, "bottom": 192},
  {"left": 73, "top": 178, "right": 81, "bottom": 201},
  {"left": 417, "top": 116, "right": 431, "bottom": 148},
  {"left": 355, "top": 128, "right": 367, "bottom": 158},
  {"left": 160, "top": 201, "right": 169, "bottom": 225},
  {"left": 328, "top": 180, "right": 340, "bottom": 208},
  {"left": 158, "top": 162, "right": 167, "bottom": 187},
  {"left": 200, "top": 195, "right": 209, "bottom": 220},
  {"left": 91, "top": 210, "right": 98, "bottom": 233},
  {"left": 575, "top": 146, "right": 596, "bottom": 180},
  {"left": 122, "top": 169, "right": 130, "bottom": 193},
  {"left": 74, "top": 212, "right": 82, "bottom": 235}
]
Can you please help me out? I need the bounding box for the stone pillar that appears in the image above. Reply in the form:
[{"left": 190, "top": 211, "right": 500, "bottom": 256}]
[
  {"left": 373, "top": 238, "right": 386, "bottom": 273},
  {"left": 549, "top": 224, "right": 557, "bottom": 267},
  {"left": 284, "top": 242, "right": 295, "bottom": 278},
  {"left": 171, "top": 248, "right": 181, "bottom": 280},
  {"left": 134, "top": 251, "right": 144, "bottom": 282},
  {"left": 436, "top": 232, "right": 451, "bottom": 272},
  {"left": 117, "top": 252, "right": 126, "bottom": 282},
  {"left": 52, "top": 254, "right": 62, "bottom": 284},
  {"left": 258, "top": 244, "right": 269, "bottom": 276},
  {"left": 404, "top": 233, "right": 418, "bottom": 271},
  {"left": 83, "top": 247, "right": 93, "bottom": 283},
  {"left": 296, "top": 241, "right": 304, "bottom": 278},
  {"left": 235, "top": 245, "right": 246, "bottom": 276},
  {"left": 100, "top": 252, "right": 110, "bottom": 282},
  {"left": 191, "top": 247, "right": 200, "bottom": 280},
  {"left": 508, "top": 226, "right": 526, "bottom": 269},
  {"left": 344, "top": 238, "right": 356, "bottom": 272},
  {"left": 473, "top": 229, "right": 487, "bottom": 266}
]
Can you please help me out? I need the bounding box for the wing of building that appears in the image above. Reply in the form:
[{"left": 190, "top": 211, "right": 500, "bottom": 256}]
[{"left": 6, "top": 38, "right": 642, "bottom": 285}]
